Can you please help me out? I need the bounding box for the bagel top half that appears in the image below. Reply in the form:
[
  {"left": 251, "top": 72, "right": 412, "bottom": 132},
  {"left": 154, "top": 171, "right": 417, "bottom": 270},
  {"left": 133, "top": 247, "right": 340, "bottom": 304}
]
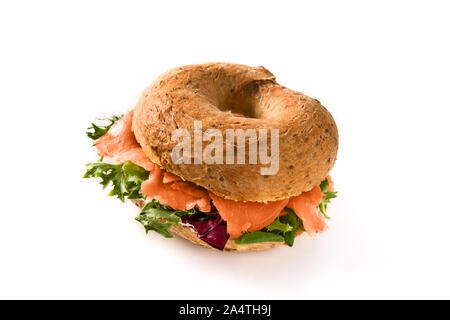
[{"left": 132, "top": 63, "right": 338, "bottom": 202}]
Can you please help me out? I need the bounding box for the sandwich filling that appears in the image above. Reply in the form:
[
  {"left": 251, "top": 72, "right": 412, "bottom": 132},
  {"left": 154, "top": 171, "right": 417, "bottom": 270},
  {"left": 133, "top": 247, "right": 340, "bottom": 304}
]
[{"left": 84, "top": 111, "right": 337, "bottom": 250}]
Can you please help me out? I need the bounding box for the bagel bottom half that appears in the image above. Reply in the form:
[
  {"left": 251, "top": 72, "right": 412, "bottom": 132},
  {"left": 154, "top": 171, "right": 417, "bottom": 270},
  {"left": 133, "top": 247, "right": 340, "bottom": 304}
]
[{"left": 131, "top": 199, "right": 302, "bottom": 252}]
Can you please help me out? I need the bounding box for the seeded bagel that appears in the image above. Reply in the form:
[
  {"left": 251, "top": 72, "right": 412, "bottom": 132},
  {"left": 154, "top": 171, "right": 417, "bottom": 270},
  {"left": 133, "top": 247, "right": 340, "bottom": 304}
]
[{"left": 132, "top": 63, "right": 338, "bottom": 202}]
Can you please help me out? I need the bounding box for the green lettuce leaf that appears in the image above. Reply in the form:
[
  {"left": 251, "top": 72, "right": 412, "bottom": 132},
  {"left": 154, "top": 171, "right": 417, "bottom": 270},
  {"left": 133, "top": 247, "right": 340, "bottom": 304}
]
[
  {"left": 134, "top": 199, "right": 199, "bottom": 238},
  {"left": 235, "top": 208, "right": 304, "bottom": 247},
  {"left": 265, "top": 217, "right": 293, "bottom": 233},
  {"left": 279, "top": 208, "right": 304, "bottom": 246},
  {"left": 83, "top": 161, "right": 149, "bottom": 202},
  {"left": 319, "top": 178, "right": 338, "bottom": 219},
  {"left": 135, "top": 200, "right": 181, "bottom": 238},
  {"left": 86, "top": 115, "right": 123, "bottom": 141},
  {"left": 234, "top": 231, "right": 285, "bottom": 244}
]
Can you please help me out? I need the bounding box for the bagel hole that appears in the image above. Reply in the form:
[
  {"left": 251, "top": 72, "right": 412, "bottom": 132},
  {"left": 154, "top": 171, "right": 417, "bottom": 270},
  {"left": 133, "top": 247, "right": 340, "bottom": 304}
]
[
  {"left": 217, "top": 82, "right": 263, "bottom": 118},
  {"left": 218, "top": 97, "right": 261, "bottom": 118}
]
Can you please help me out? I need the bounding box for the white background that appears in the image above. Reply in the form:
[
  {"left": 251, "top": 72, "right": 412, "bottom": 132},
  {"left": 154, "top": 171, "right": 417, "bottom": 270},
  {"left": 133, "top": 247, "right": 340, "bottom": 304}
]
[{"left": 1, "top": 1, "right": 449, "bottom": 299}]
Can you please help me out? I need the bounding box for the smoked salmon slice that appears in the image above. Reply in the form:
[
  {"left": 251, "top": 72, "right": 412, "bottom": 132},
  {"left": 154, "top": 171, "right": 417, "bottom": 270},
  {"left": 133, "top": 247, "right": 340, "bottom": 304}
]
[
  {"left": 326, "top": 175, "right": 334, "bottom": 192},
  {"left": 95, "top": 111, "right": 211, "bottom": 212},
  {"left": 140, "top": 165, "right": 211, "bottom": 212},
  {"left": 209, "top": 192, "right": 289, "bottom": 239},
  {"left": 287, "top": 185, "right": 326, "bottom": 235},
  {"left": 95, "top": 111, "right": 156, "bottom": 172},
  {"left": 210, "top": 177, "right": 333, "bottom": 239}
]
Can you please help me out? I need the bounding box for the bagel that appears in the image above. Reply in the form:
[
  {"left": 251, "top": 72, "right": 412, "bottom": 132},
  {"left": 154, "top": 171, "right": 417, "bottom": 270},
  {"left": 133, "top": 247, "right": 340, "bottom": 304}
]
[
  {"left": 133, "top": 63, "right": 338, "bottom": 202},
  {"left": 85, "top": 62, "right": 339, "bottom": 251}
]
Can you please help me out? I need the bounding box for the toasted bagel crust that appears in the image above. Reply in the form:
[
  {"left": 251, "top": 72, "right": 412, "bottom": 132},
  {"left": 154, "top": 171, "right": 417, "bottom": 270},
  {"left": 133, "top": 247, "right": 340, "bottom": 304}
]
[
  {"left": 131, "top": 199, "right": 297, "bottom": 251},
  {"left": 133, "top": 63, "right": 338, "bottom": 202}
]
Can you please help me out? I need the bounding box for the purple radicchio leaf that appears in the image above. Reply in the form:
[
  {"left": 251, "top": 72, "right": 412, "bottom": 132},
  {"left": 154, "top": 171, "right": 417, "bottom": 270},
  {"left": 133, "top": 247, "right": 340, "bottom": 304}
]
[{"left": 181, "top": 214, "right": 229, "bottom": 250}]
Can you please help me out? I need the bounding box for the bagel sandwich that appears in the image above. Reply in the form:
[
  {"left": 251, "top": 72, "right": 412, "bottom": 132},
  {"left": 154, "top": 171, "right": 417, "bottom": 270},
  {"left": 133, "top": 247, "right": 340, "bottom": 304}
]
[{"left": 84, "top": 63, "right": 338, "bottom": 251}]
